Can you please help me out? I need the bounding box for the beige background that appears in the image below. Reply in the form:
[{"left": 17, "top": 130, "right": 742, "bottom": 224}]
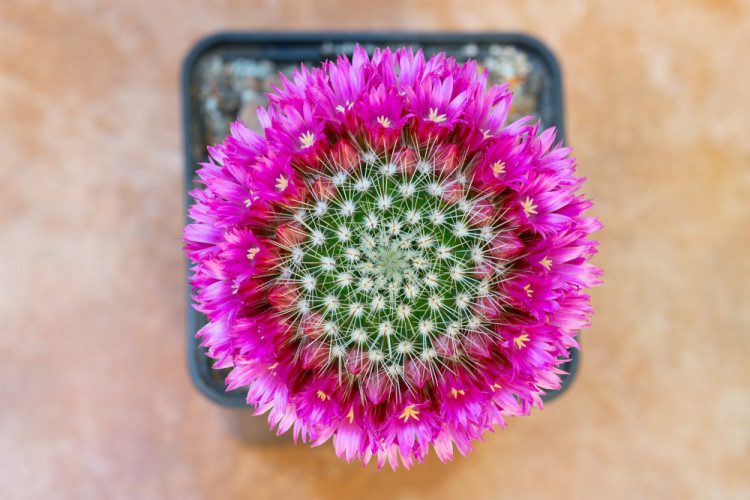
[{"left": 2, "top": 1, "right": 749, "bottom": 499}]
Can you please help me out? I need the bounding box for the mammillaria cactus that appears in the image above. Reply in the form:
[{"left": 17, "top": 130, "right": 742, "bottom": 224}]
[{"left": 184, "top": 45, "right": 601, "bottom": 469}]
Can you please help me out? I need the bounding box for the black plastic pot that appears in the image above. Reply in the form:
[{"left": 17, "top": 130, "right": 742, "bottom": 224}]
[{"left": 182, "top": 31, "right": 578, "bottom": 409}]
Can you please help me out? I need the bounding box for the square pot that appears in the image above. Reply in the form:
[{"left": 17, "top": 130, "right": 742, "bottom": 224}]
[{"left": 182, "top": 31, "right": 577, "bottom": 408}]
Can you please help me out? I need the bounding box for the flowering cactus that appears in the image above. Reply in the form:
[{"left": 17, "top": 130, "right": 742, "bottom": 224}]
[{"left": 184, "top": 46, "right": 601, "bottom": 469}]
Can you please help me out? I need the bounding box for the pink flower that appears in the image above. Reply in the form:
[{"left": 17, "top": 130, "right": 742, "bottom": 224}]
[{"left": 184, "top": 46, "right": 601, "bottom": 469}]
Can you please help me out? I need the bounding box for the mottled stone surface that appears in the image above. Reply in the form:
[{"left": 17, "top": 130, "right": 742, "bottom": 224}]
[{"left": 1, "top": 1, "right": 749, "bottom": 499}]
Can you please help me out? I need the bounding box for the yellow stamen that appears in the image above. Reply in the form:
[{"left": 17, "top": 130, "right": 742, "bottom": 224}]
[
  {"left": 377, "top": 116, "right": 392, "bottom": 127},
  {"left": 246, "top": 247, "right": 260, "bottom": 260},
  {"left": 540, "top": 256, "right": 552, "bottom": 270},
  {"left": 335, "top": 101, "right": 353, "bottom": 113},
  {"left": 346, "top": 407, "right": 355, "bottom": 423},
  {"left": 482, "top": 129, "right": 492, "bottom": 139},
  {"left": 489, "top": 382, "right": 502, "bottom": 392},
  {"left": 399, "top": 405, "right": 420, "bottom": 422},
  {"left": 492, "top": 160, "right": 505, "bottom": 177},
  {"left": 523, "top": 284, "right": 533, "bottom": 298},
  {"left": 450, "top": 388, "right": 466, "bottom": 398},
  {"left": 427, "top": 108, "right": 447, "bottom": 123},
  {"left": 521, "top": 196, "right": 538, "bottom": 216},
  {"left": 514, "top": 334, "right": 530, "bottom": 349},
  {"left": 275, "top": 174, "right": 288, "bottom": 192},
  {"left": 299, "top": 131, "right": 316, "bottom": 148},
  {"left": 317, "top": 390, "right": 330, "bottom": 401}
]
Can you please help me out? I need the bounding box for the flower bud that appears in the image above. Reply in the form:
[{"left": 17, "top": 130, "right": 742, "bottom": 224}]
[
  {"left": 331, "top": 140, "right": 359, "bottom": 172},
  {"left": 393, "top": 147, "right": 418, "bottom": 175},
  {"left": 301, "top": 342, "right": 329, "bottom": 369},
  {"left": 433, "top": 143, "right": 459, "bottom": 177},
  {"left": 345, "top": 348, "right": 368, "bottom": 375},
  {"left": 433, "top": 334, "right": 456, "bottom": 357},
  {"left": 441, "top": 181, "right": 464, "bottom": 205},
  {"left": 301, "top": 313, "right": 325, "bottom": 339},
  {"left": 489, "top": 231, "right": 524, "bottom": 261},
  {"left": 365, "top": 372, "right": 391, "bottom": 405},
  {"left": 473, "top": 261, "right": 494, "bottom": 280},
  {"left": 311, "top": 177, "right": 337, "bottom": 201},
  {"left": 474, "top": 295, "right": 501, "bottom": 319},
  {"left": 468, "top": 199, "right": 494, "bottom": 227},
  {"left": 405, "top": 359, "right": 431, "bottom": 388},
  {"left": 275, "top": 221, "right": 306, "bottom": 248},
  {"left": 267, "top": 284, "right": 299, "bottom": 311},
  {"left": 463, "top": 332, "right": 491, "bottom": 359}
]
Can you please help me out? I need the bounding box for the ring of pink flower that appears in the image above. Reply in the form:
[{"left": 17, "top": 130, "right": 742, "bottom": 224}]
[{"left": 184, "top": 46, "right": 601, "bottom": 469}]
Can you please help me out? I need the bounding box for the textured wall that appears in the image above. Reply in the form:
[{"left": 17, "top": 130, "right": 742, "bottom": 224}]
[{"left": 1, "top": 1, "right": 749, "bottom": 499}]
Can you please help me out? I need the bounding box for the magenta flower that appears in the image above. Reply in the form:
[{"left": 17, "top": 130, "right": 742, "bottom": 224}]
[{"left": 184, "top": 46, "right": 601, "bottom": 469}]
